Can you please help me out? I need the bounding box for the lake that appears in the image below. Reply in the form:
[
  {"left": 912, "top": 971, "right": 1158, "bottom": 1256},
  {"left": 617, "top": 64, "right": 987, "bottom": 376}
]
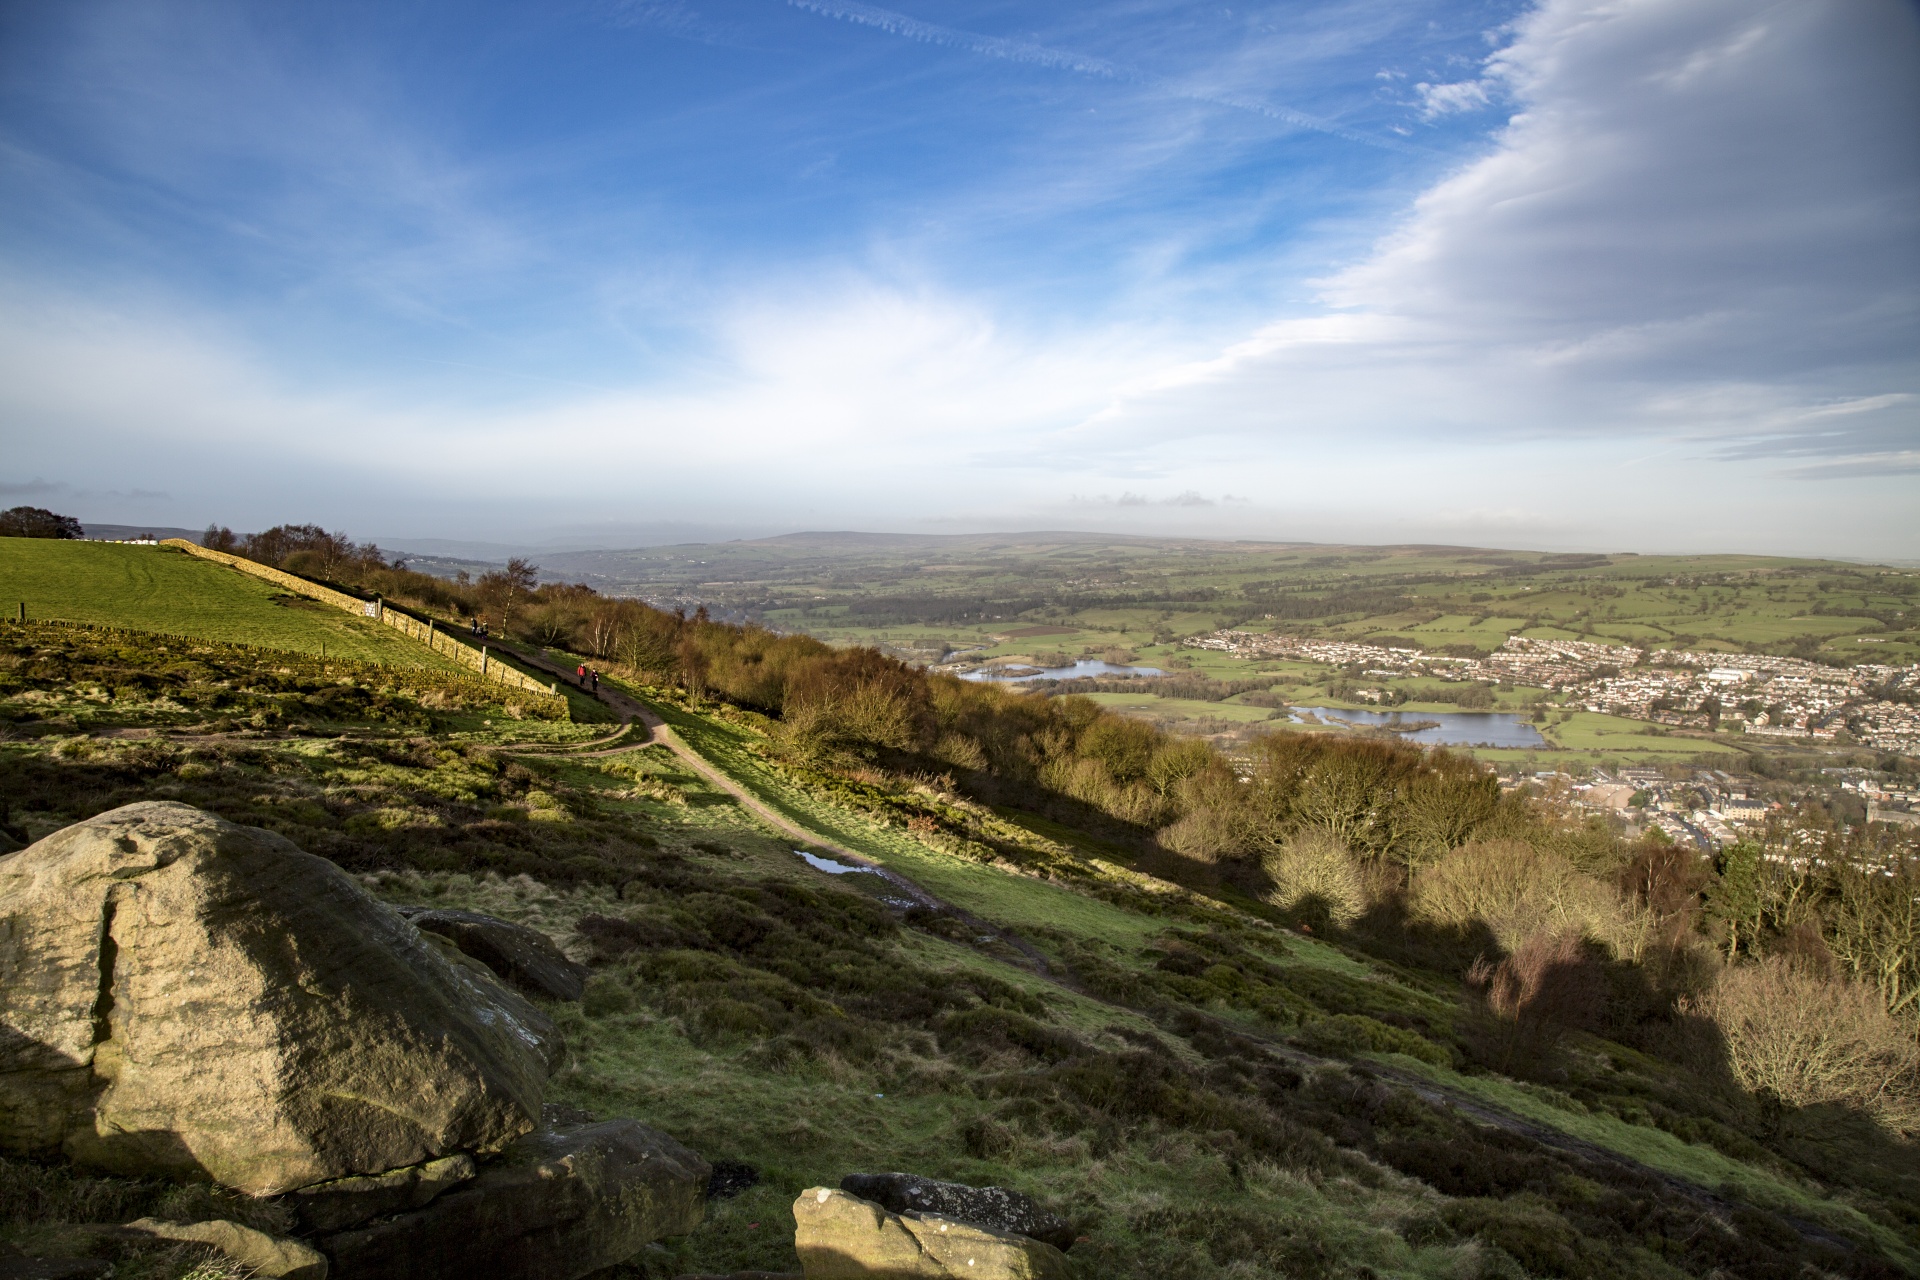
[
  {"left": 961, "top": 659, "right": 1167, "bottom": 684},
  {"left": 1287, "top": 706, "right": 1546, "bottom": 748}
]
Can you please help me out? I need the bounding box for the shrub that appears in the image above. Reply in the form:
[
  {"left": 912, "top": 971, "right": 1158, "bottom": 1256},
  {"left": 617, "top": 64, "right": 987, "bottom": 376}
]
[
  {"left": 1690, "top": 956, "right": 1920, "bottom": 1135},
  {"left": 1413, "top": 840, "right": 1626, "bottom": 951},
  {"left": 1292, "top": 1013, "right": 1451, "bottom": 1066},
  {"left": 1261, "top": 831, "right": 1367, "bottom": 926}
]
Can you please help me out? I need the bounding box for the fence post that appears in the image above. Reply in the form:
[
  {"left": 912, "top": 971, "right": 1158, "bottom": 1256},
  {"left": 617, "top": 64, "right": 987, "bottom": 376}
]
[{"left": 15, "top": 602, "right": 22, "bottom": 622}]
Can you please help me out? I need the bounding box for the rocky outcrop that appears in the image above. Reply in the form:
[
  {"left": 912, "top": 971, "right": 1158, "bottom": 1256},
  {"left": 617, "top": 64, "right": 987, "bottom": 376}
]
[
  {"left": 318, "top": 1117, "right": 710, "bottom": 1280},
  {"left": 0, "top": 802, "right": 556, "bottom": 1195},
  {"left": 838, "top": 1174, "right": 1074, "bottom": 1251},
  {"left": 395, "top": 907, "right": 588, "bottom": 1002},
  {"left": 792, "top": 1188, "right": 1070, "bottom": 1280}
]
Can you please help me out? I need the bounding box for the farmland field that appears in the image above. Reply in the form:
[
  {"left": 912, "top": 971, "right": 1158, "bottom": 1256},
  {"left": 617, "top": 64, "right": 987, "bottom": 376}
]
[{"left": 0, "top": 538, "right": 462, "bottom": 669}]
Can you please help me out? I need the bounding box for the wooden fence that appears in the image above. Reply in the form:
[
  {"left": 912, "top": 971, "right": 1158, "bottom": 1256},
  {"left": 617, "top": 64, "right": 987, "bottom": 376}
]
[{"left": 161, "top": 539, "right": 562, "bottom": 702}]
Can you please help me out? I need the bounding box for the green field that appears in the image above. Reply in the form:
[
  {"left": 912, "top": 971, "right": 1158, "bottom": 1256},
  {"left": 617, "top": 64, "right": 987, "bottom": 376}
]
[{"left": 0, "top": 538, "right": 460, "bottom": 669}]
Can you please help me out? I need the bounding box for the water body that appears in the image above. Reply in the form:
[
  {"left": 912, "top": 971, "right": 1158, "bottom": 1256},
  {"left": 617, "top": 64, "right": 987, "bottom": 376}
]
[
  {"left": 1288, "top": 706, "right": 1547, "bottom": 748},
  {"left": 793, "top": 849, "right": 876, "bottom": 875},
  {"left": 961, "top": 659, "right": 1166, "bottom": 684}
]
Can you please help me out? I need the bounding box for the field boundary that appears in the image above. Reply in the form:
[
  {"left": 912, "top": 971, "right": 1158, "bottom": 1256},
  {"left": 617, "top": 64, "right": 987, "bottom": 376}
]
[{"left": 160, "top": 539, "right": 560, "bottom": 703}]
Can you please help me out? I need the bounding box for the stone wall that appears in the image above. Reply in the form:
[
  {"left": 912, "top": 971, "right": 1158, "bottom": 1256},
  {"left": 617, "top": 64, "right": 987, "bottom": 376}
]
[{"left": 160, "top": 540, "right": 562, "bottom": 704}]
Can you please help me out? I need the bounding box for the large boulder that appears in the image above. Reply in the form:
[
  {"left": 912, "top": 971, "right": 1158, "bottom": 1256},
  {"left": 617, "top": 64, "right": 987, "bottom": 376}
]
[
  {"left": 792, "top": 1188, "right": 1069, "bottom": 1280},
  {"left": 395, "top": 907, "right": 588, "bottom": 1001},
  {"left": 0, "top": 802, "right": 556, "bottom": 1195},
  {"left": 838, "top": 1174, "right": 1074, "bottom": 1251},
  {"left": 318, "top": 1117, "right": 710, "bottom": 1280}
]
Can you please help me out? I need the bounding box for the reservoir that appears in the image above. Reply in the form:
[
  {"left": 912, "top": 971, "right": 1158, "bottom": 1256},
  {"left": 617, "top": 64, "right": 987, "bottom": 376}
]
[
  {"left": 1286, "top": 706, "right": 1546, "bottom": 748},
  {"left": 962, "top": 659, "right": 1166, "bottom": 683}
]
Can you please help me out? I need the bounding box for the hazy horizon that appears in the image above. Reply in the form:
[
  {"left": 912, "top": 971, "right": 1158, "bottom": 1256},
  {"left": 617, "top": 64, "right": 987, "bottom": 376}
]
[{"left": 5, "top": 0, "right": 1917, "bottom": 558}]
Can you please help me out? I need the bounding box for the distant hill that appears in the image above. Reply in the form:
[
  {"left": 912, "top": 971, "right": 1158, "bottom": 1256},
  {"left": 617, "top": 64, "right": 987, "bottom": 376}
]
[{"left": 80, "top": 523, "right": 206, "bottom": 543}]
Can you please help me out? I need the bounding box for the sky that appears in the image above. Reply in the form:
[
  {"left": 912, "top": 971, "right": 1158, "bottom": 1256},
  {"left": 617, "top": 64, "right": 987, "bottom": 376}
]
[{"left": 1, "top": 0, "right": 1917, "bottom": 558}]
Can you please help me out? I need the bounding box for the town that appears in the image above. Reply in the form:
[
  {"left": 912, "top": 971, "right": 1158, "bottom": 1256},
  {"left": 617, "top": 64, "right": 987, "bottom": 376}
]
[
  {"left": 1189, "top": 628, "right": 1920, "bottom": 854},
  {"left": 1190, "top": 629, "right": 1920, "bottom": 753}
]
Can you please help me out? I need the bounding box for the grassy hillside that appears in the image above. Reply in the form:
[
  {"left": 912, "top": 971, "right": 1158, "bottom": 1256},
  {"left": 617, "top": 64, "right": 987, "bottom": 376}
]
[
  {"left": 4, "top": 619, "right": 1915, "bottom": 1280},
  {"left": 0, "top": 538, "right": 461, "bottom": 669}
]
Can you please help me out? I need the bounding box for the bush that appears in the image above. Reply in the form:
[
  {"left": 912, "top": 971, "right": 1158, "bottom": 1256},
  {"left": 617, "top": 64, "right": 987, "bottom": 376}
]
[
  {"left": 1261, "top": 831, "right": 1367, "bottom": 926},
  {"left": 1691, "top": 956, "right": 1920, "bottom": 1134},
  {"left": 1413, "top": 840, "right": 1626, "bottom": 951}
]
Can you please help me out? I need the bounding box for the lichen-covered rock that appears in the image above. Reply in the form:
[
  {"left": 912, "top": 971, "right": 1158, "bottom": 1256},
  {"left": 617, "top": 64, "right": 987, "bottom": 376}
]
[
  {"left": 319, "top": 1118, "right": 710, "bottom": 1280},
  {"left": 838, "top": 1174, "right": 1074, "bottom": 1251},
  {"left": 396, "top": 907, "right": 588, "bottom": 1002},
  {"left": 0, "top": 802, "right": 555, "bottom": 1195},
  {"left": 793, "top": 1188, "right": 1070, "bottom": 1280}
]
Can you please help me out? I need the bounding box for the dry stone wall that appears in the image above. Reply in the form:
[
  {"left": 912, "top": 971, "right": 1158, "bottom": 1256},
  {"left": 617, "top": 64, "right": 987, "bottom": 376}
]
[{"left": 160, "top": 540, "right": 561, "bottom": 705}]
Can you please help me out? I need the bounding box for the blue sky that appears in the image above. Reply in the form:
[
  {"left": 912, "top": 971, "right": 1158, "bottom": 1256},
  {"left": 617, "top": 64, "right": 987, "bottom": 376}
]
[{"left": 3, "top": 0, "right": 1917, "bottom": 556}]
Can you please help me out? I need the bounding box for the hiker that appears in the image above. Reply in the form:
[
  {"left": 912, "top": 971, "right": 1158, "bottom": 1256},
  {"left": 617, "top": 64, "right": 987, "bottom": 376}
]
[
  {"left": 590, "top": 669, "right": 599, "bottom": 694},
  {"left": 577, "top": 664, "right": 586, "bottom": 685}
]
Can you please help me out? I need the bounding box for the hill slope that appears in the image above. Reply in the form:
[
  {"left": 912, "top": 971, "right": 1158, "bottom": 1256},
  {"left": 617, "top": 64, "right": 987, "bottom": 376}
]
[{"left": 3, "top": 618, "right": 1915, "bottom": 1279}]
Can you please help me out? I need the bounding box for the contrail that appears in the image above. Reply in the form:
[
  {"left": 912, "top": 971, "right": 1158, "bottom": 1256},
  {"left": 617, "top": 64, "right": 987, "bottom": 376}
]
[{"left": 786, "top": 0, "right": 1427, "bottom": 155}]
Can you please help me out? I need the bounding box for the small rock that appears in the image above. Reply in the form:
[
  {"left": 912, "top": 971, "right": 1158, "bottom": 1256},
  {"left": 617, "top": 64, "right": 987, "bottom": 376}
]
[
  {"left": 291, "top": 1153, "right": 477, "bottom": 1232},
  {"left": 838, "top": 1174, "right": 1075, "bottom": 1251},
  {"left": 793, "top": 1187, "right": 1069, "bottom": 1279},
  {"left": 127, "top": 1218, "right": 328, "bottom": 1279},
  {"left": 319, "top": 1118, "right": 710, "bottom": 1280},
  {"left": 396, "top": 907, "right": 589, "bottom": 1002}
]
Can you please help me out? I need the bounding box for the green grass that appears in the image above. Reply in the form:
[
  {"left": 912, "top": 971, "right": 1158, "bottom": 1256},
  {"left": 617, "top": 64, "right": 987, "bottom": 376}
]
[
  {"left": 1378, "top": 1055, "right": 1920, "bottom": 1273},
  {"left": 0, "top": 539, "right": 458, "bottom": 669},
  {"left": 1081, "top": 691, "right": 1281, "bottom": 724},
  {"left": 1543, "top": 712, "right": 1743, "bottom": 756},
  {"left": 643, "top": 692, "right": 1170, "bottom": 954}
]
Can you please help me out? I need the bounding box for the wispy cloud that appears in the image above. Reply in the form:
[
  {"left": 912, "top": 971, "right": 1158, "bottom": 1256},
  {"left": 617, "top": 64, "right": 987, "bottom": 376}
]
[
  {"left": 785, "top": 0, "right": 1429, "bottom": 153},
  {"left": 1415, "top": 78, "right": 1491, "bottom": 118}
]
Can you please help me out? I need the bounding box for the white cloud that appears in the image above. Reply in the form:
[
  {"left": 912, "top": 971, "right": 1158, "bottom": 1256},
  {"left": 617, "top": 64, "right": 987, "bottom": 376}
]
[
  {"left": 1415, "top": 79, "right": 1491, "bottom": 118},
  {"left": 1084, "top": 0, "right": 1920, "bottom": 479}
]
